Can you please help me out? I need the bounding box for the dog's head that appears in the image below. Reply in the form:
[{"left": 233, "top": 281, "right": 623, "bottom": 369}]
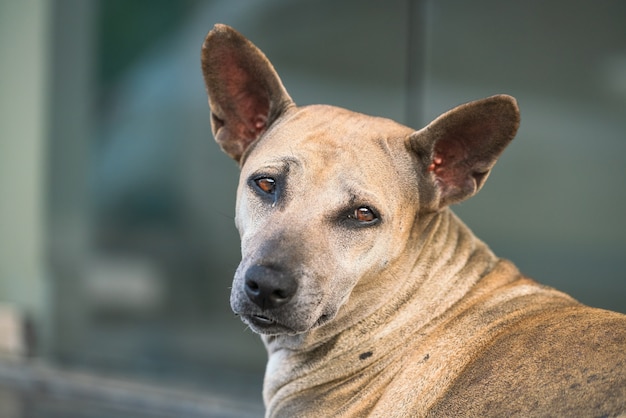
[{"left": 201, "top": 24, "right": 520, "bottom": 336}]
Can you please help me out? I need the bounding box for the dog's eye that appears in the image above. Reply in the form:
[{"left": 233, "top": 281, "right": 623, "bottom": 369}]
[
  {"left": 255, "top": 177, "right": 276, "bottom": 194},
  {"left": 349, "top": 207, "right": 378, "bottom": 223}
]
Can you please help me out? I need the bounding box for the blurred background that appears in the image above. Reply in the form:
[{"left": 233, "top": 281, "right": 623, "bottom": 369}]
[{"left": 1, "top": 0, "right": 625, "bottom": 416}]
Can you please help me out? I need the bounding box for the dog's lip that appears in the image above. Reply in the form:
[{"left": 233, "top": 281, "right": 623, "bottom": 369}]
[
  {"left": 244, "top": 313, "right": 282, "bottom": 330},
  {"left": 239, "top": 311, "right": 334, "bottom": 336},
  {"left": 240, "top": 313, "right": 301, "bottom": 335},
  {"left": 251, "top": 314, "right": 275, "bottom": 325}
]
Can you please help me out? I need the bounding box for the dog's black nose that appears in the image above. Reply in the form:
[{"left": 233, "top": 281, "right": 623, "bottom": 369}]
[{"left": 244, "top": 265, "right": 297, "bottom": 310}]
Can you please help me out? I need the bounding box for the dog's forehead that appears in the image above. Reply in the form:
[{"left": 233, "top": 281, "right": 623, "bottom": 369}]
[{"left": 243, "top": 105, "right": 415, "bottom": 173}]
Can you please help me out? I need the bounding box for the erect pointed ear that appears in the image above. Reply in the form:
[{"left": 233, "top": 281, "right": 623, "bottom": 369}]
[
  {"left": 409, "top": 95, "right": 520, "bottom": 210},
  {"left": 201, "top": 24, "right": 294, "bottom": 164}
]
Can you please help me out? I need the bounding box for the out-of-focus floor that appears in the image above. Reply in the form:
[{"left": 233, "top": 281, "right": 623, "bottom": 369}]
[{"left": 0, "top": 360, "right": 263, "bottom": 418}]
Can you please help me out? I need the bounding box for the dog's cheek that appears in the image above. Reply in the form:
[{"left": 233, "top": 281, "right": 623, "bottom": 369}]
[
  {"left": 341, "top": 226, "right": 390, "bottom": 266},
  {"left": 325, "top": 229, "right": 390, "bottom": 291}
]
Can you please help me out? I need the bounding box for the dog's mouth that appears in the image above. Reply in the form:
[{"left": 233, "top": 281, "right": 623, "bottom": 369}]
[
  {"left": 239, "top": 311, "right": 334, "bottom": 336},
  {"left": 242, "top": 313, "right": 289, "bottom": 335},
  {"left": 250, "top": 314, "right": 275, "bottom": 326}
]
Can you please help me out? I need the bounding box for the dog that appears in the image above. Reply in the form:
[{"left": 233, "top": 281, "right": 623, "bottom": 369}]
[{"left": 201, "top": 24, "right": 626, "bottom": 417}]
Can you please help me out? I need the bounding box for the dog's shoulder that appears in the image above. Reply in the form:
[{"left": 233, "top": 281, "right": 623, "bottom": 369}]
[{"left": 429, "top": 305, "right": 626, "bottom": 416}]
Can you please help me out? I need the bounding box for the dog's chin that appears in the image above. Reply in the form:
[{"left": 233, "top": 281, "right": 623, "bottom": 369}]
[{"left": 240, "top": 312, "right": 333, "bottom": 336}]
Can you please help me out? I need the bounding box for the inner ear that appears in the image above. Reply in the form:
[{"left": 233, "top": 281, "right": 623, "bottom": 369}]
[
  {"left": 411, "top": 95, "right": 520, "bottom": 209},
  {"left": 428, "top": 135, "right": 483, "bottom": 199}
]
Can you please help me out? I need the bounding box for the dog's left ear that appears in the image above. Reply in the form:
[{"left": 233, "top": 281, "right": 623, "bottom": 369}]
[
  {"left": 409, "top": 95, "right": 520, "bottom": 210},
  {"left": 201, "top": 24, "right": 294, "bottom": 163}
]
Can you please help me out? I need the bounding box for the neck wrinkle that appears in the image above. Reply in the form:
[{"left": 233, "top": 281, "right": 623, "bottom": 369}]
[{"left": 405, "top": 209, "right": 499, "bottom": 321}]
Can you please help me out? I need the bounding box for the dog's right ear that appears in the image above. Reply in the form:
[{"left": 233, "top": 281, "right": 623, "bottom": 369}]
[{"left": 201, "top": 24, "right": 294, "bottom": 163}]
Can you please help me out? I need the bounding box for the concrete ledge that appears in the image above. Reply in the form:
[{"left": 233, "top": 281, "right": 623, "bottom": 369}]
[{"left": 0, "top": 359, "right": 263, "bottom": 418}]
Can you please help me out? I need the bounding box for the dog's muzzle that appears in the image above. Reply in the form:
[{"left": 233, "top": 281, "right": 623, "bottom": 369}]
[{"left": 231, "top": 262, "right": 336, "bottom": 335}]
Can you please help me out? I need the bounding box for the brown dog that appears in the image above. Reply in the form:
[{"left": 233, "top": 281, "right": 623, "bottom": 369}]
[{"left": 201, "top": 24, "right": 626, "bottom": 417}]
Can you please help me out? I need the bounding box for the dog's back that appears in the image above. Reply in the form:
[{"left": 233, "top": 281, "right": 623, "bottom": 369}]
[{"left": 430, "top": 304, "right": 626, "bottom": 416}]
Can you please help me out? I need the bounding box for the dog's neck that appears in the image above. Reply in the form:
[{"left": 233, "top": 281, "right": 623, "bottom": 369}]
[{"left": 261, "top": 208, "right": 503, "bottom": 410}]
